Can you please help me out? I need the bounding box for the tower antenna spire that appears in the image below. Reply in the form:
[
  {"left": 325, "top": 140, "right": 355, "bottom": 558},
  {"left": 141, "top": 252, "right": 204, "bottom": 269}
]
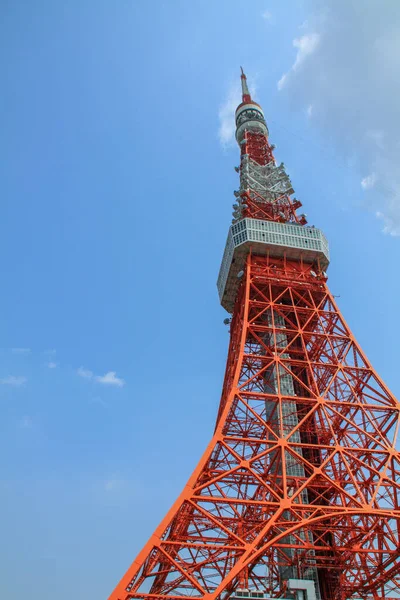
[{"left": 240, "top": 66, "right": 251, "bottom": 102}]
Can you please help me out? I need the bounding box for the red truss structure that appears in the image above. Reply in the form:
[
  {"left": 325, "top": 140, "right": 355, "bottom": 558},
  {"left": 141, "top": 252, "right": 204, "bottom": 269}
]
[{"left": 108, "top": 70, "right": 400, "bottom": 600}]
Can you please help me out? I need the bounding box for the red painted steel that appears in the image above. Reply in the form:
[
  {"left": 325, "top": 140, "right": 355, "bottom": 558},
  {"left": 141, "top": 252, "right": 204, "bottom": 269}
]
[{"left": 108, "top": 72, "right": 400, "bottom": 600}]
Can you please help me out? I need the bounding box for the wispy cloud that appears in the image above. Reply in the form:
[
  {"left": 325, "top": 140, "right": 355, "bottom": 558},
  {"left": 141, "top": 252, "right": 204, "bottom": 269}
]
[
  {"left": 77, "top": 367, "right": 125, "bottom": 387},
  {"left": 293, "top": 33, "right": 320, "bottom": 70},
  {"left": 278, "top": 33, "right": 320, "bottom": 90},
  {"left": 77, "top": 367, "right": 93, "bottom": 379},
  {"left": 277, "top": 1, "right": 400, "bottom": 234},
  {"left": 11, "top": 348, "right": 31, "bottom": 355},
  {"left": 218, "top": 81, "right": 241, "bottom": 148},
  {"left": 46, "top": 361, "right": 58, "bottom": 369},
  {"left": 262, "top": 10, "right": 272, "bottom": 22},
  {"left": 0, "top": 375, "right": 27, "bottom": 386},
  {"left": 95, "top": 371, "right": 125, "bottom": 387},
  {"left": 277, "top": 73, "right": 288, "bottom": 91},
  {"left": 361, "top": 173, "right": 377, "bottom": 190},
  {"left": 306, "top": 104, "right": 313, "bottom": 118}
]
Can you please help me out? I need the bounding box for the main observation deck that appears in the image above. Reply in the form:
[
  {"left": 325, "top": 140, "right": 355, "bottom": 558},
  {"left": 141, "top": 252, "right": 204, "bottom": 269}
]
[{"left": 217, "top": 217, "right": 330, "bottom": 313}]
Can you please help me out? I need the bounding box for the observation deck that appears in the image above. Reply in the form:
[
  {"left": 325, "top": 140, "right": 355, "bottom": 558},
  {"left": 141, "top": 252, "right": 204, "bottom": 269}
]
[{"left": 217, "top": 218, "right": 330, "bottom": 313}]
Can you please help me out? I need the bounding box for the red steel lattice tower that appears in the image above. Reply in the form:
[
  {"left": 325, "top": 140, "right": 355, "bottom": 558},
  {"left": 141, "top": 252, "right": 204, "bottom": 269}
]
[{"left": 108, "top": 70, "right": 400, "bottom": 600}]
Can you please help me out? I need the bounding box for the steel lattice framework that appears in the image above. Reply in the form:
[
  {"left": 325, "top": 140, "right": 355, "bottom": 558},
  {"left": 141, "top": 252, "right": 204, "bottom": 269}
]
[{"left": 108, "top": 70, "right": 400, "bottom": 600}]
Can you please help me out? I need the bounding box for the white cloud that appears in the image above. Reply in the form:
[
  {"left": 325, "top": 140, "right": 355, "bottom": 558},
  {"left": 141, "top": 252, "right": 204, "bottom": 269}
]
[
  {"left": 218, "top": 78, "right": 257, "bottom": 148},
  {"left": 11, "top": 348, "right": 30, "bottom": 355},
  {"left": 218, "top": 82, "right": 241, "bottom": 148},
  {"left": 0, "top": 376, "right": 27, "bottom": 386},
  {"left": 95, "top": 371, "right": 125, "bottom": 388},
  {"left": 278, "top": 33, "right": 320, "bottom": 89},
  {"left": 77, "top": 367, "right": 94, "bottom": 379},
  {"left": 306, "top": 104, "right": 313, "bottom": 118},
  {"left": 78, "top": 367, "right": 125, "bottom": 387},
  {"left": 262, "top": 10, "right": 272, "bottom": 21},
  {"left": 47, "top": 361, "right": 58, "bottom": 369},
  {"left": 293, "top": 33, "right": 320, "bottom": 70},
  {"left": 277, "top": 73, "right": 287, "bottom": 91},
  {"left": 361, "top": 173, "right": 377, "bottom": 190},
  {"left": 376, "top": 197, "right": 400, "bottom": 236},
  {"left": 278, "top": 1, "right": 400, "bottom": 234}
]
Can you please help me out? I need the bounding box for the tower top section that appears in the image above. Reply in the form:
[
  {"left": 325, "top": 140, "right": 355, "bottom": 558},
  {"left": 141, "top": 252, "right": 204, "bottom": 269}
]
[
  {"left": 217, "top": 69, "right": 330, "bottom": 312},
  {"left": 235, "top": 68, "right": 269, "bottom": 144}
]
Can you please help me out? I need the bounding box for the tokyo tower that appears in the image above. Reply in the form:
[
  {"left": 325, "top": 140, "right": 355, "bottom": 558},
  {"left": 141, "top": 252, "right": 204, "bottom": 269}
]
[{"left": 108, "top": 70, "right": 400, "bottom": 600}]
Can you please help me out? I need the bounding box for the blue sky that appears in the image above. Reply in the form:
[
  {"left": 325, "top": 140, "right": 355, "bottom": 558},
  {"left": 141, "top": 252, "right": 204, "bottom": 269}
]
[{"left": 1, "top": 1, "right": 400, "bottom": 599}]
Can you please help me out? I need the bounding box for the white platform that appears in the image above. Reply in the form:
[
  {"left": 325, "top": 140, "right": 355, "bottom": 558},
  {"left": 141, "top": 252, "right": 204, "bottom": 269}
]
[{"left": 217, "top": 218, "right": 330, "bottom": 313}]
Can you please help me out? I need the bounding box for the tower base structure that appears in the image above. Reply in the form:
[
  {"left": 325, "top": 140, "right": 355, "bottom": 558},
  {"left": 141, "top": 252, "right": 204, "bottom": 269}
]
[{"left": 109, "top": 254, "right": 400, "bottom": 600}]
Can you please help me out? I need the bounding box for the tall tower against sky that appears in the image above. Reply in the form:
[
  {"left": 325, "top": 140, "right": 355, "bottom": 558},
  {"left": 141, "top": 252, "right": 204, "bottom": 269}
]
[{"left": 108, "top": 70, "right": 400, "bottom": 600}]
